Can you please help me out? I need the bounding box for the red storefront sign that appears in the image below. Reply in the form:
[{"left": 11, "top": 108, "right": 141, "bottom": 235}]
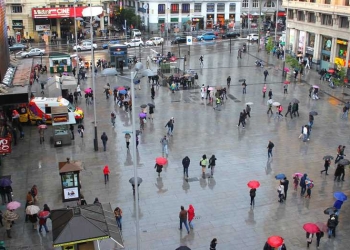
[
  {"left": 277, "top": 11, "right": 286, "bottom": 17},
  {"left": 32, "top": 7, "right": 86, "bottom": 19},
  {"left": 0, "top": 137, "right": 11, "bottom": 154}
]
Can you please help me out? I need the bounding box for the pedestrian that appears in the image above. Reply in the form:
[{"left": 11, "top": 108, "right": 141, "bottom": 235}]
[
  {"left": 77, "top": 124, "right": 84, "bottom": 138},
  {"left": 73, "top": 90, "right": 78, "bottom": 104},
  {"left": 4, "top": 210, "right": 18, "bottom": 238},
  {"left": 125, "top": 133, "right": 131, "bottom": 149},
  {"left": 242, "top": 81, "right": 247, "bottom": 94},
  {"left": 31, "top": 185, "right": 38, "bottom": 204},
  {"left": 4, "top": 186, "right": 12, "bottom": 203},
  {"left": 306, "top": 232, "right": 314, "bottom": 248},
  {"left": 151, "top": 85, "right": 155, "bottom": 99},
  {"left": 200, "top": 154, "right": 208, "bottom": 177},
  {"left": 0, "top": 187, "right": 6, "bottom": 205},
  {"left": 179, "top": 206, "right": 190, "bottom": 234},
  {"left": 214, "top": 97, "right": 221, "bottom": 110},
  {"left": 11, "top": 127, "right": 17, "bottom": 146},
  {"left": 38, "top": 128, "right": 45, "bottom": 144},
  {"left": 283, "top": 84, "right": 288, "bottom": 94},
  {"left": 292, "top": 102, "right": 299, "bottom": 117},
  {"left": 160, "top": 135, "right": 169, "bottom": 155},
  {"left": 321, "top": 158, "right": 331, "bottom": 175},
  {"left": 104, "top": 83, "right": 110, "bottom": 99},
  {"left": 110, "top": 112, "right": 116, "bottom": 127},
  {"left": 40, "top": 82, "right": 45, "bottom": 95},
  {"left": 206, "top": 85, "right": 210, "bottom": 99},
  {"left": 277, "top": 184, "right": 284, "bottom": 202},
  {"left": 72, "top": 67, "right": 76, "bottom": 77},
  {"left": 334, "top": 164, "right": 343, "bottom": 182},
  {"left": 200, "top": 84, "right": 206, "bottom": 99},
  {"left": 300, "top": 174, "right": 307, "bottom": 196},
  {"left": 309, "top": 114, "right": 314, "bottom": 129},
  {"left": 246, "top": 104, "right": 251, "bottom": 118},
  {"left": 263, "top": 69, "right": 269, "bottom": 81},
  {"left": 335, "top": 145, "right": 346, "bottom": 164},
  {"left": 101, "top": 132, "right": 108, "bottom": 151},
  {"left": 38, "top": 214, "right": 49, "bottom": 233},
  {"left": 25, "top": 191, "right": 33, "bottom": 222},
  {"left": 29, "top": 212, "right": 38, "bottom": 230},
  {"left": 227, "top": 76, "right": 231, "bottom": 88},
  {"left": 210, "top": 238, "right": 218, "bottom": 250},
  {"left": 315, "top": 230, "right": 324, "bottom": 248},
  {"left": 267, "top": 101, "right": 273, "bottom": 115},
  {"left": 237, "top": 112, "right": 245, "bottom": 128},
  {"left": 267, "top": 140, "right": 274, "bottom": 158},
  {"left": 306, "top": 57, "right": 311, "bottom": 69},
  {"left": 165, "top": 117, "right": 174, "bottom": 135},
  {"left": 268, "top": 89, "right": 273, "bottom": 99},
  {"left": 305, "top": 186, "right": 312, "bottom": 198},
  {"left": 77, "top": 195, "right": 87, "bottom": 206},
  {"left": 188, "top": 204, "right": 195, "bottom": 229},
  {"left": 250, "top": 188, "right": 256, "bottom": 206},
  {"left": 93, "top": 197, "right": 101, "bottom": 205},
  {"left": 69, "top": 124, "right": 74, "bottom": 140},
  {"left": 293, "top": 175, "right": 299, "bottom": 191},
  {"left": 154, "top": 163, "right": 163, "bottom": 177},
  {"left": 282, "top": 177, "right": 289, "bottom": 200},
  {"left": 277, "top": 105, "right": 283, "bottom": 118},
  {"left": 333, "top": 200, "right": 343, "bottom": 216},
  {"left": 208, "top": 155, "right": 217, "bottom": 177},
  {"left": 285, "top": 103, "right": 293, "bottom": 118},
  {"left": 149, "top": 105, "right": 154, "bottom": 120},
  {"left": 262, "top": 84, "right": 267, "bottom": 98},
  {"left": 341, "top": 105, "right": 348, "bottom": 119},
  {"left": 114, "top": 207, "right": 122, "bottom": 231},
  {"left": 103, "top": 165, "right": 110, "bottom": 184},
  {"left": 327, "top": 214, "right": 338, "bottom": 238},
  {"left": 194, "top": 73, "right": 198, "bottom": 85},
  {"left": 182, "top": 156, "right": 190, "bottom": 179}
]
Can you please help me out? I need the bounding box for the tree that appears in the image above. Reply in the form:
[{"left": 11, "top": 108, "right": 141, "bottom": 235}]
[
  {"left": 285, "top": 55, "right": 300, "bottom": 82},
  {"left": 332, "top": 64, "right": 347, "bottom": 88},
  {"left": 114, "top": 8, "right": 142, "bottom": 29},
  {"left": 265, "top": 37, "right": 274, "bottom": 54}
]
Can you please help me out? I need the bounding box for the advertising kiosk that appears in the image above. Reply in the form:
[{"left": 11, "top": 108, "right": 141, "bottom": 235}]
[
  {"left": 49, "top": 52, "right": 72, "bottom": 73},
  {"left": 58, "top": 158, "right": 82, "bottom": 202},
  {"left": 51, "top": 106, "right": 76, "bottom": 146}
]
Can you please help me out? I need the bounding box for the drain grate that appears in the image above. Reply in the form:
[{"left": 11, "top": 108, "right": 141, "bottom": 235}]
[{"left": 187, "top": 177, "right": 199, "bottom": 182}]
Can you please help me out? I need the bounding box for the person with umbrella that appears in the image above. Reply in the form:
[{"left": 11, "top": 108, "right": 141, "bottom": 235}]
[
  {"left": 284, "top": 103, "right": 293, "bottom": 119},
  {"left": 267, "top": 99, "right": 273, "bottom": 115},
  {"left": 321, "top": 158, "right": 331, "bottom": 175},
  {"left": 154, "top": 163, "right": 163, "bottom": 177},
  {"left": 3, "top": 209, "right": 19, "bottom": 238},
  {"left": 281, "top": 177, "right": 289, "bottom": 200},
  {"left": 129, "top": 177, "right": 142, "bottom": 196},
  {"left": 327, "top": 214, "right": 339, "bottom": 238},
  {"left": 334, "top": 164, "right": 344, "bottom": 182},
  {"left": 182, "top": 156, "right": 190, "bottom": 179},
  {"left": 250, "top": 188, "right": 256, "bottom": 206},
  {"left": 277, "top": 183, "right": 285, "bottom": 203},
  {"left": 103, "top": 83, "right": 111, "bottom": 99}
]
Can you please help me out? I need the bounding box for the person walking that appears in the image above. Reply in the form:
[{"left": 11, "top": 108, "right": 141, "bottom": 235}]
[
  {"left": 179, "top": 206, "right": 190, "bottom": 234},
  {"left": 149, "top": 105, "right": 154, "bottom": 120},
  {"left": 110, "top": 112, "right": 116, "bottom": 127},
  {"left": 282, "top": 177, "right": 289, "bottom": 200},
  {"left": 40, "top": 82, "right": 45, "bottom": 95},
  {"left": 103, "top": 165, "right": 110, "bottom": 184},
  {"left": 114, "top": 207, "right": 122, "bottom": 231},
  {"left": 293, "top": 175, "right": 299, "bottom": 191},
  {"left": 208, "top": 155, "right": 217, "bottom": 177},
  {"left": 101, "top": 132, "right": 108, "bottom": 151},
  {"left": 263, "top": 69, "right": 269, "bottom": 81},
  {"left": 210, "top": 238, "right": 217, "bottom": 250},
  {"left": 38, "top": 127, "right": 45, "bottom": 144},
  {"left": 321, "top": 158, "right": 331, "bottom": 175},
  {"left": 262, "top": 84, "right": 267, "bottom": 98},
  {"left": 334, "top": 164, "right": 342, "bottom": 182},
  {"left": 200, "top": 84, "right": 206, "bottom": 100},
  {"left": 315, "top": 230, "right": 324, "bottom": 248},
  {"left": 309, "top": 114, "right": 314, "bottom": 129},
  {"left": 154, "top": 163, "right": 163, "bottom": 177},
  {"left": 151, "top": 85, "right": 155, "bottom": 99},
  {"left": 267, "top": 101, "right": 273, "bottom": 115},
  {"left": 292, "top": 102, "right": 299, "bottom": 117},
  {"left": 104, "top": 83, "right": 110, "bottom": 99},
  {"left": 268, "top": 89, "right": 273, "bottom": 99},
  {"left": 285, "top": 103, "right": 293, "bottom": 118},
  {"left": 267, "top": 140, "right": 274, "bottom": 158},
  {"left": 277, "top": 184, "right": 285, "bottom": 203},
  {"left": 125, "top": 133, "right": 131, "bottom": 150},
  {"left": 237, "top": 112, "right": 245, "bottom": 129},
  {"left": 242, "top": 81, "right": 247, "bottom": 94},
  {"left": 305, "top": 186, "right": 312, "bottom": 199},
  {"left": 165, "top": 117, "right": 174, "bottom": 135},
  {"left": 182, "top": 156, "right": 190, "bottom": 178},
  {"left": 38, "top": 215, "right": 49, "bottom": 233},
  {"left": 199, "top": 55, "right": 204, "bottom": 67},
  {"left": 93, "top": 197, "right": 101, "bottom": 205},
  {"left": 200, "top": 155, "right": 208, "bottom": 177},
  {"left": 327, "top": 214, "right": 338, "bottom": 238},
  {"left": 4, "top": 186, "right": 12, "bottom": 203},
  {"left": 206, "top": 85, "right": 210, "bottom": 99},
  {"left": 0, "top": 187, "right": 6, "bottom": 205},
  {"left": 283, "top": 84, "right": 288, "bottom": 94},
  {"left": 188, "top": 204, "right": 195, "bottom": 229},
  {"left": 227, "top": 76, "right": 231, "bottom": 88},
  {"left": 300, "top": 174, "right": 307, "bottom": 196},
  {"left": 250, "top": 188, "right": 256, "bottom": 206},
  {"left": 306, "top": 232, "right": 314, "bottom": 248},
  {"left": 31, "top": 185, "right": 38, "bottom": 204},
  {"left": 246, "top": 104, "right": 251, "bottom": 118},
  {"left": 160, "top": 135, "right": 169, "bottom": 155}
]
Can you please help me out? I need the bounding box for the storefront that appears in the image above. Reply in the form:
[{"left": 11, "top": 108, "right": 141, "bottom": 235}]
[
  {"left": 320, "top": 36, "right": 332, "bottom": 69},
  {"left": 12, "top": 20, "right": 24, "bottom": 39},
  {"left": 297, "top": 31, "right": 306, "bottom": 57},
  {"left": 334, "top": 39, "right": 349, "bottom": 67},
  {"left": 217, "top": 14, "right": 225, "bottom": 26},
  {"left": 305, "top": 33, "right": 315, "bottom": 58},
  {"left": 206, "top": 14, "right": 214, "bottom": 29},
  {"left": 192, "top": 17, "right": 204, "bottom": 30},
  {"left": 288, "top": 29, "right": 296, "bottom": 54}
]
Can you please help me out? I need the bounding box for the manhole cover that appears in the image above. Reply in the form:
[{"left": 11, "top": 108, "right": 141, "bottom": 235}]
[{"left": 187, "top": 177, "right": 199, "bottom": 182}]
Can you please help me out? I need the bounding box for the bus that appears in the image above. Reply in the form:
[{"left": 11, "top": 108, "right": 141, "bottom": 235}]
[{"left": 108, "top": 44, "right": 128, "bottom": 68}]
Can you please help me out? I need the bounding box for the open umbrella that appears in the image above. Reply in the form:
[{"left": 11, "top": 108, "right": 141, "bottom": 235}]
[
  {"left": 247, "top": 180, "right": 260, "bottom": 189},
  {"left": 142, "top": 69, "right": 157, "bottom": 77},
  {"left": 0, "top": 178, "right": 12, "bottom": 187},
  {"left": 246, "top": 102, "right": 254, "bottom": 105},
  {"left": 176, "top": 246, "right": 191, "bottom": 250},
  {"left": 7, "top": 201, "right": 21, "bottom": 210},
  {"left": 148, "top": 103, "right": 155, "bottom": 108},
  {"left": 119, "top": 89, "right": 127, "bottom": 95},
  {"left": 284, "top": 67, "right": 290, "bottom": 72},
  {"left": 303, "top": 223, "right": 320, "bottom": 233},
  {"left": 129, "top": 177, "right": 143, "bottom": 185},
  {"left": 38, "top": 210, "right": 50, "bottom": 219},
  {"left": 328, "top": 69, "right": 335, "bottom": 73},
  {"left": 38, "top": 124, "right": 47, "bottom": 129},
  {"left": 312, "top": 85, "right": 319, "bottom": 88},
  {"left": 139, "top": 113, "right": 147, "bottom": 118},
  {"left": 309, "top": 111, "right": 318, "bottom": 116},
  {"left": 292, "top": 98, "right": 300, "bottom": 103},
  {"left": 267, "top": 99, "right": 274, "bottom": 105},
  {"left": 101, "top": 68, "right": 118, "bottom": 76},
  {"left": 323, "top": 155, "right": 334, "bottom": 160},
  {"left": 26, "top": 205, "right": 40, "bottom": 215},
  {"left": 3, "top": 210, "right": 19, "bottom": 221},
  {"left": 272, "top": 102, "right": 281, "bottom": 107},
  {"left": 275, "top": 173, "right": 286, "bottom": 180},
  {"left": 140, "top": 104, "right": 147, "bottom": 108},
  {"left": 84, "top": 88, "right": 92, "bottom": 94},
  {"left": 169, "top": 56, "right": 178, "bottom": 62},
  {"left": 117, "top": 86, "right": 125, "bottom": 91},
  {"left": 208, "top": 87, "right": 215, "bottom": 91},
  {"left": 316, "top": 222, "right": 328, "bottom": 232},
  {"left": 284, "top": 80, "right": 290, "bottom": 84},
  {"left": 293, "top": 173, "right": 303, "bottom": 177},
  {"left": 324, "top": 207, "right": 337, "bottom": 215},
  {"left": 338, "top": 159, "right": 350, "bottom": 165},
  {"left": 156, "top": 157, "right": 168, "bottom": 165},
  {"left": 267, "top": 236, "right": 284, "bottom": 248},
  {"left": 334, "top": 192, "right": 347, "bottom": 201}
]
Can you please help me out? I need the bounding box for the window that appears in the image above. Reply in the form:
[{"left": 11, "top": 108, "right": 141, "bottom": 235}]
[
  {"left": 229, "top": 3, "right": 236, "bottom": 12},
  {"left": 297, "top": 11, "right": 305, "bottom": 21},
  {"left": 50, "top": 5, "right": 55, "bottom": 8},
  {"left": 68, "top": 4, "right": 73, "bottom": 7},
  {"left": 308, "top": 12, "right": 316, "bottom": 23},
  {"left": 264, "top": 1, "right": 275, "bottom": 7},
  {"left": 171, "top": 4, "right": 179, "bottom": 14},
  {"left": 346, "top": 0, "right": 350, "bottom": 6},
  {"left": 288, "top": 9, "right": 294, "bottom": 19},
  {"left": 195, "top": 3, "right": 201, "bottom": 12},
  {"left": 321, "top": 14, "right": 333, "bottom": 26},
  {"left": 217, "top": 3, "right": 225, "bottom": 12},
  {"left": 340, "top": 16, "right": 349, "bottom": 28},
  {"left": 158, "top": 4, "right": 165, "bottom": 14},
  {"left": 59, "top": 5, "right": 65, "bottom": 7},
  {"left": 325, "top": 0, "right": 331, "bottom": 4},
  {"left": 11, "top": 5, "right": 22, "bottom": 13},
  {"left": 242, "top": 0, "right": 249, "bottom": 8},
  {"left": 253, "top": 0, "right": 259, "bottom": 8},
  {"left": 182, "top": 4, "right": 190, "bottom": 13},
  {"left": 207, "top": 3, "right": 215, "bottom": 12},
  {"left": 77, "top": 4, "right": 83, "bottom": 7}
]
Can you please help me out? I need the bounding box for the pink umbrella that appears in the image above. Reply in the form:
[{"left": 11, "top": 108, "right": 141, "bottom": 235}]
[
  {"left": 117, "top": 86, "right": 125, "bottom": 91},
  {"left": 84, "top": 88, "right": 92, "bottom": 94},
  {"left": 7, "top": 201, "right": 21, "bottom": 210},
  {"left": 38, "top": 124, "right": 47, "bottom": 129},
  {"left": 284, "top": 80, "right": 290, "bottom": 84},
  {"left": 284, "top": 67, "right": 290, "bottom": 72},
  {"left": 139, "top": 113, "right": 147, "bottom": 118},
  {"left": 293, "top": 173, "right": 303, "bottom": 177},
  {"left": 208, "top": 87, "right": 215, "bottom": 91},
  {"left": 312, "top": 85, "right": 319, "bottom": 88}
]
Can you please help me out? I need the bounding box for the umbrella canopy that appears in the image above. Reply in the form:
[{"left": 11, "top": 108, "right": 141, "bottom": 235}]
[
  {"left": 293, "top": 173, "right": 303, "bottom": 177},
  {"left": 148, "top": 103, "right": 155, "bottom": 108},
  {"left": 140, "top": 104, "right": 147, "bottom": 108},
  {"left": 334, "top": 192, "right": 347, "bottom": 201},
  {"left": 26, "top": 205, "right": 40, "bottom": 215},
  {"left": 119, "top": 89, "right": 127, "bottom": 95},
  {"left": 267, "top": 236, "right": 284, "bottom": 248},
  {"left": 101, "top": 68, "right": 118, "bottom": 76},
  {"left": 272, "top": 102, "right": 281, "bottom": 107},
  {"left": 284, "top": 67, "right": 290, "bottom": 72},
  {"left": 156, "top": 157, "right": 168, "bottom": 165},
  {"left": 309, "top": 111, "right": 318, "bottom": 116},
  {"left": 267, "top": 99, "right": 274, "bottom": 105},
  {"left": 169, "top": 56, "right": 178, "bottom": 62},
  {"left": 338, "top": 159, "right": 350, "bottom": 165},
  {"left": 324, "top": 207, "right": 337, "bottom": 215},
  {"left": 3, "top": 210, "right": 19, "bottom": 221},
  {"left": 323, "top": 155, "right": 334, "bottom": 160},
  {"left": 247, "top": 180, "right": 260, "bottom": 189},
  {"left": 7, "top": 201, "right": 21, "bottom": 210},
  {"left": 129, "top": 177, "right": 143, "bottom": 185},
  {"left": 38, "top": 210, "right": 50, "bottom": 219},
  {"left": 328, "top": 69, "right": 335, "bottom": 73},
  {"left": 84, "top": 88, "right": 92, "bottom": 94},
  {"left": 176, "top": 247, "right": 191, "bottom": 250},
  {"left": 316, "top": 222, "right": 328, "bottom": 232},
  {"left": 117, "top": 86, "right": 125, "bottom": 91},
  {"left": 312, "top": 85, "right": 319, "bottom": 88},
  {"left": 303, "top": 223, "right": 320, "bottom": 233},
  {"left": 275, "top": 173, "right": 286, "bottom": 180},
  {"left": 139, "top": 113, "right": 147, "bottom": 118},
  {"left": 38, "top": 124, "right": 47, "bottom": 129},
  {"left": 284, "top": 80, "right": 290, "bottom": 84},
  {"left": 0, "top": 178, "right": 12, "bottom": 187},
  {"left": 142, "top": 69, "right": 157, "bottom": 77},
  {"left": 292, "top": 98, "right": 300, "bottom": 103},
  {"left": 208, "top": 87, "right": 215, "bottom": 91},
  {"left": 246, "top": 102, "right": 254, "bottom": 105}
]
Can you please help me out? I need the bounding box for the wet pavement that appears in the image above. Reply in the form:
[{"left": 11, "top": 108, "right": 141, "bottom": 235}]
[{"left": 1, "top": 42, "right": 350, "bottom": 250}]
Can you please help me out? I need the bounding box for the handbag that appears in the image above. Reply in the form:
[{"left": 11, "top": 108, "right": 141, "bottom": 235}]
[{"left": 143, "top": 118, "right": 147, "bottom": 123}]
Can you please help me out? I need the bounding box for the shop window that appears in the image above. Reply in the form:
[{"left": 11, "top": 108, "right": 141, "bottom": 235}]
[
  {"left": 340, "top": 16, "right": 349, "bottom": 28},
  {"left": 182, "top": 4, "right": 190, "bottom": 13},
  {"left": 242, "top": 0, "right": 249, "bottom": 8},
  {"left": 158, "top": 4, "right": 165, "bottom": 14},
  {"left": 288, "top": 10, "right": 294, "bottom": 19},
  {"left": 229, "top": 3, "right": 236, "bottom": 12},
  {"left": 321, "top": 14, "right": 333, "bottom": 26},
  {"left": 308, "top": 33, "right": 315, "bottom": 47},
  {"left": 297, "top": 11, "right": 305, "bottom": 21},
  {"left": 59, "top": 5, "right": 65, "bottom": 7},
  {"left": 325, "top": 0, "right": 331, "bottom": 4},
  {"left": 307, "top": 12, "right": 316, "bottom": 23},
  {"left": 322, "top": 37, "right": 332, "bottom": 51},
  {"left": 217, "top": 3, "right": 225, "bottom": 12},
  {"left": 207, "top": 3, "right": 215, "bottom": 12},
  {"left": 68, "top": 4, "right": 73, "bottom": 7},
  {"left": 346, "top": 0, "right": 350, "bottom": 6},
  {"left": 11, "top": 5, "right": 22, "bottom": 13},
  {"left": 171, "top": 4, "right": 179, "bottom": 14},
  {"left": 264, "top": 1, "right": 275, "bottom": 7},
  {"left": 53, "top": 59, "right": 68, "bottom": 66},
  {"left": 253, "top": 0, "right": 259, "bottom": 8},
  {"left": 195, "top": 3, "right": 202, "bottom": 12}
]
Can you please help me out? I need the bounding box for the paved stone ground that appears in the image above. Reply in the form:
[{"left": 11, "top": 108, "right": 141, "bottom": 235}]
[{"left": 1, "top": 43, "right": 350, "bottom": 250}]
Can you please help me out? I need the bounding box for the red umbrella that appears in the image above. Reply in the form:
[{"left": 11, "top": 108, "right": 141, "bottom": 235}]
[
  {"left": 247, "top": 180, "right": 260, "bottom": 189},
  {"left": 328, "top": 69, "right": 335, "bottom": 73},
  {"left": 284, "top": 80, "right": 290, "bottom": 84},
  {"left": 38, "top": 210, "right": 50, "bottom": 219},
  {"left": 315, "top": 222, "right": 328, "bottom": 232},
  {"left": 303, "top": 223, "right": 320, "bottom": 233},
  {"left": 117, "top": 86, "right": 125, "bottom": 91},
  {"left": 267, "top": 236, "right": 284, "bottom": 248},
  {"left": 169, "top": 56, "right": 178, "bottom": 62},
  {"left": 156, "top": 157, "right": 168, "bottom": 165}
]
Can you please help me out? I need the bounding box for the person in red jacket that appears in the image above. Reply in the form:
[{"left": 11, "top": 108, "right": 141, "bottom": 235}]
[
  {"left": 188, "top": 204, "right": 195, "bottom": 229},
  {"left": 103, "top": 165, "right": 110, "bottom": 184}
]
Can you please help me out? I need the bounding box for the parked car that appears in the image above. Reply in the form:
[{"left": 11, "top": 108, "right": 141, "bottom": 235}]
[
  {"left": 222, "top": 32, "right": 240, "bottom": 39},
  {"left": 20, "top": 48, "right": 45, "bottom": 58},
  {"left": 73, "top": 42, "right": 97, "bottom": 51},
  {"left": 102, "top": 40, "right": 120, "bottom": 49},
  {"left": 131, "top": 29, "right": 142, "bottom": 37},
  {"left": 197, "top": 32, "right": 216, "bottom": 41},
  {"left": 146, "top": 37, "right": 164, "bottom": 46},
  {"left": 247, "top": 33, "right": 259, "bottom": 41},
  {"left": 124, "top": 39, "right": 144, "bottom": 47},
  {"left": 9, "top": 43, "right": 28, "bottom": 52},
  {"left": 171, "top": 37, "right": 187, "bottom": 44}
]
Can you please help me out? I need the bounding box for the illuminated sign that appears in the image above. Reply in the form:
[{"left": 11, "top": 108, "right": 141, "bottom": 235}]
[{"left": 32, "top": 7, "right": 86, "bottom": 19}]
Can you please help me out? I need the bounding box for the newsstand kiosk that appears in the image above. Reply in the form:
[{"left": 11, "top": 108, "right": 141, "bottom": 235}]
[{"left": 51, "top": 106, "right": 76, "bottom": 147}]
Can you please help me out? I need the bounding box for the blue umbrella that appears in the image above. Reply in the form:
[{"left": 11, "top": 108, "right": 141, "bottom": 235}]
[
  {"left": 119, "top": 89, "right": 127, "bottom": 95},
  {"left": 334, "top": 192, "right": 347, "bottom": 201},
  {"left": 275, "top": 174, "right": 286, "bottom": 180},
  {"left": 0, "top": 178, "right": 12, "bottom": 187}
]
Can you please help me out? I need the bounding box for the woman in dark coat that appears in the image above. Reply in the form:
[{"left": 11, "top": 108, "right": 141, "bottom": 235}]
[
  {"left": 334, "top": 164, "right": 343, "bottom": 182},
  {"left": 154, "top": 164, "right": 163, "bottom": 177}
]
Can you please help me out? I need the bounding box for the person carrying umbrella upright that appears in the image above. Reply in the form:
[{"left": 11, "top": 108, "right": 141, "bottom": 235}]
[
  {"left": 4, "top": 209, "right": 19, "bottom": 238},
  {"left": 182, "top": 156, "right": 190, "bottom": 179},
  {"left": 293, "top": 175, "right": 299, "bottom": 191},
  {"left": 38, "top": 127, "right": 45, "bottom": 144},
  {"left": 321, "top": 158, "right": 331, "bottom": 175},
  {"left": 281, "top": 177, "right": 289, "bottom": 200},
  {"left": 246, "top": 105, "right": 251, "bottom": 118},
  {"left": 277, "top": 184, "right": 285, "bottom": 203},
  {"left": 250, "top": 188, "right": 256, "bottom": 206},
  {"left": 208, "top": 155, "right": 217, "bottom": 178},
  {"left": 306, "top": 232, "right": 314, "bottom": 248}
]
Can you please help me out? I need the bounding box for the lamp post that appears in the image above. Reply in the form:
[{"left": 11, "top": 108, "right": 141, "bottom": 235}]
[
  {"left": 74, "top": 0, "right": 79, "bottom": 63},
  {"left": 274, "top": 0, "right": 279, "bottom": 43}
]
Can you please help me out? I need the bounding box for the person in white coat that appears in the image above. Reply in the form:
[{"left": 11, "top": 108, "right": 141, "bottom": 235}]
[
  {"left": 278, "top": 184, "right": 285, "bottom": 203},
  {"left": 200, "top": 84, "right": 206, "bottom": 100}
]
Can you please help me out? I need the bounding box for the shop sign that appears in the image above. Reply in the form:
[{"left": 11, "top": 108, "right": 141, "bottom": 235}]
[
  {"left": 12, "top": 20, "right": 23, "bottom": 28},
  {"left": 32, "top": 7, "right": 86, "bottom": 19},
  {"left": 36, "top": 25, "right": 51, "bottom": 31},
  {"left": 192, "top": 18, "right": 201, "bottom": 21},
  {"left": 337, "top": 40, "right": 347, "bottom": 45},
  {"left": 0, "top": 138, "right": 11, "bottom": 154}
]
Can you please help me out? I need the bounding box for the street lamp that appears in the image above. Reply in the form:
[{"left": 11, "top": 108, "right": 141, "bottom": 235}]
[{"left": 74, "top": 0, "right": 79, "bottom": 64}]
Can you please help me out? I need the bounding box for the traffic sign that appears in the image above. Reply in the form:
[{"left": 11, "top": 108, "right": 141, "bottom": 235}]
[{"left": 186, "top": 36, "right": 192, "bottom": 45}]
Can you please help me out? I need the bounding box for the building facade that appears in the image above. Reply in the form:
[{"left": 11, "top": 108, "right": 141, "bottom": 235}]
[
  {"left": 283, "top": 0, "right": 350, "bottom": 69},
  {"left": 0, "top": 0, "right": 10, "bottom": 83}
]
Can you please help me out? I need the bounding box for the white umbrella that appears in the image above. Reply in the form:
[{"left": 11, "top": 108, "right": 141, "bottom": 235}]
[
  {"left": 26, "top": 205, "right": 40, "bottom": 215},
  {"left": 142, "top": 69, "right": 157, "bottom": 77},
  {"left": 267, "top": 99, "right": 274, "bottom": 105},
  {"left": 82, "top": 6, "right": 103, "bottom": 17},
  {"left": 272, "top": 102, "right": 281, "bottom": 107},
  {"left": 246, "top": 102, "right": 253, "bottom": 105},
  {"left": 101, "top": 68, "right": 118, "bottom": 76}
]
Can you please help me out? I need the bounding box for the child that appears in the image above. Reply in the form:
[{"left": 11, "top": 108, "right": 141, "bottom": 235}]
[
  {"left": 293, "top": 176, "right": 299, "bottom": 191},
  {"left": 305, "top": 187, "right": 312, "bottom": 198}
]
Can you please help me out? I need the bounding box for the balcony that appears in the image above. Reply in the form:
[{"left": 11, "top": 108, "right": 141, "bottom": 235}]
[{"left": 282, "top": 1, "right": 350, "bottom": 15}]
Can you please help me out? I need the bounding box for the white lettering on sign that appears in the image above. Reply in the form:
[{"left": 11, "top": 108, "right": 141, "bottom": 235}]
[
  {"left": 33, "top": 8, "right": 72, "bottom": 18},
  {"left": 0, "top": 138, "right": 10, "bottom": 153}
]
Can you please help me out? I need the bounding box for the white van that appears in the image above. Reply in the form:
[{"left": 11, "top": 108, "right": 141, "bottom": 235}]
[{"left": 132, "top": 29, "right": 142, "bottom": 38}]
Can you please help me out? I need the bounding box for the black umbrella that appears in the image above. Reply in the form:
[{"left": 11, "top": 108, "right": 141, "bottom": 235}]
[
  {"left": 338, "top": 159, "right": 350, "bottom": 165},
  {"left": 323, "top": 155, "right": 334, "bottom": 160},
  {"left": 309, "top": 111, "right": 318, "bottom": 116},
  {"left": 292, "top": 98, "right": 300, "bottom": 103},
  {"left": 176, "top": 247, "right": 191, "bottom": 250},
  {"left": 0, "top": 178, "right": 12, "bottom": 187},
  {"left": 324, "top": 207, "right": 337, "bottom": 215},
  {"left": 238, "top": 79, "right": 246, "bottom": 82},
  {"left": 129, "top": 177, "right": 143, "bottom": 185},
  {"left": 148, "top": 103, "right": 155, "bottom": 108},
  {"left": 140, "top": 104, "right": 147, "bottom": 108}
]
